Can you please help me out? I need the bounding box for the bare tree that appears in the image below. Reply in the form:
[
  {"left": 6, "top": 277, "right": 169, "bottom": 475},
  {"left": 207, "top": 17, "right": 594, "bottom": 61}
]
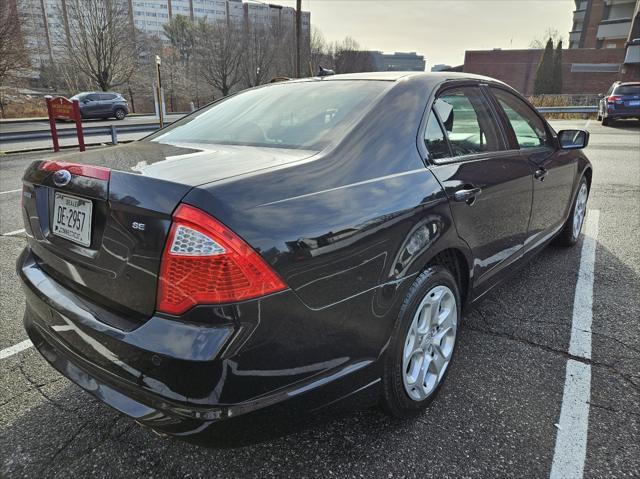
[
  {"left": 197, "top": 20, "right": 243, "bottom": 97},
  {"left": 163, "top": 14, "right": 195, "bottom": 65},
  {"left": 0, "top": 1, "right": 29, "bottom": 88},
  {"left": 0, "top": 1, "right": 30, "bottom": 116},
  {"left": 333, "top": 36, "right": 374, "bottom": 73},
  {"left": 240, "top": 25, "right": 278, "bottom": 87},
  {"left": 309, "top": 26, "right": 333, "bottom": 74},
  {"left": 63, "top": 0, "right": 137, "bottom": 91},
  {"left": 530, "top": 28, "right": 565, "bottom": 49}
]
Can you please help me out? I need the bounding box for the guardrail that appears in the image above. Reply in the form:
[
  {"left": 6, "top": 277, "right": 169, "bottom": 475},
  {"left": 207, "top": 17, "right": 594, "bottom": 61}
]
[
  {"left": 1, "top": 106, "right": 599, "bottom": 146},
  {"left": 0, "top": 122, "right": 172, "bottom": 144},
  {"left": 536, "top": 106, "right": 598, "bottom": 114}
]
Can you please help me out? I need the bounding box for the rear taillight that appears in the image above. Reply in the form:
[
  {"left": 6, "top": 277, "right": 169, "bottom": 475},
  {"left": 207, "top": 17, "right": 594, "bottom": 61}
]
[
  {"left": 156, "top": 204, "right": 287, "bottom": 315},
  {"left": 607, "top": 95, "right": 622, "bottom": 103},
  {"left": 40, "top": 160, "right": 111, "bottom": 181}
]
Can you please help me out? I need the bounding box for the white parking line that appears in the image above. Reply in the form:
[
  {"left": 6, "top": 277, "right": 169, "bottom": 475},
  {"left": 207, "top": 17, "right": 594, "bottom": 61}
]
[
  {"left": 0, "top": 188, "right": 21, "bottom": 195},
  {"left": 2, "top": 228, "right": 26, "bottom": 236},
  {"left": 550, "top": 210, "right": 599, "bottom": 479},
  {"left": 0, "top": 339, "right": 33, "bottom": 360}
]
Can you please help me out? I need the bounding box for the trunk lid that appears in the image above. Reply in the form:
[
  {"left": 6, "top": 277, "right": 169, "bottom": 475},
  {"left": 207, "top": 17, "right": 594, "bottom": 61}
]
[{"left": 21, "top": 141, "right": 314, "bottom": 320}]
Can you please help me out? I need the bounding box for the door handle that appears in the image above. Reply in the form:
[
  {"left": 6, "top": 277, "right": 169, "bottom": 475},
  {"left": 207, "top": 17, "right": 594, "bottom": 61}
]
[
  {"left": 534, "top": 168, "right": 548, "bottom": 181},
  {"left": 454, "top": 187, "right": 482, "bottom": 203}
]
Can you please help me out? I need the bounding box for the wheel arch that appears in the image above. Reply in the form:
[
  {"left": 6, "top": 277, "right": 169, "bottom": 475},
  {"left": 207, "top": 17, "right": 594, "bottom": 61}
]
[
  {"left": 583, "top": 166, "right": 593, "bottom": 192},
  {"left": 421, "top": 247, "right": 472, "bottom": 307}
]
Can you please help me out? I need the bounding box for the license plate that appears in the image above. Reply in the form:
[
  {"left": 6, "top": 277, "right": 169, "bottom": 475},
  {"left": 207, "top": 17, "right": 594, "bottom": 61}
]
[
  {"left": 628, "top": 100, "right": 640, "bottom": 106},
  {"left": 52, "top": 192, "right": 93, "bottom": 247}
]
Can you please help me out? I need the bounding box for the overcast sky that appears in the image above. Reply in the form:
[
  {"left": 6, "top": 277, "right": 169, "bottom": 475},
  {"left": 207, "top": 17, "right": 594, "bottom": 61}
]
[{"left": 276, "top": 0, "right": 575, "bottom": 68}]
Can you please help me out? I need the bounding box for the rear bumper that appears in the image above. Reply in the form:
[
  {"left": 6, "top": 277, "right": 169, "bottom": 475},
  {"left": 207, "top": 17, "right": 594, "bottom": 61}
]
[
  {"left": 606, "top": 109, "right": 640, "bottom": 118},
  {"left": 18, "top": 247, "right": 383, "bottom": 436}
]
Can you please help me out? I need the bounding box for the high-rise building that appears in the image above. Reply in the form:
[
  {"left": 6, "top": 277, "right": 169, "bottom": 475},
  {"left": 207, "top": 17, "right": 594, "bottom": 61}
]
[
  {"left": 13, "top": 0, "right": 311, "bottom": 73},
  {"left": 569, "top": 0, "right": 638, "bottom": 49}
]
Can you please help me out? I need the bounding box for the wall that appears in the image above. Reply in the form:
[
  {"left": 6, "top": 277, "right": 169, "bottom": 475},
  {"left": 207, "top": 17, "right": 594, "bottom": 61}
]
[{"left": 463, "top": 48, "right": 636, "bottom": 96}]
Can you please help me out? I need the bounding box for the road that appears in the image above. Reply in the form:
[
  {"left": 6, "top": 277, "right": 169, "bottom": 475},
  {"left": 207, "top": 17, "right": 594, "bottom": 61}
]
[
  {"left": 0, "top": 114, "right": 184, "bottom": 153},
  {"left": 1, "top": 119, "right": 639, "bottom": 478}
]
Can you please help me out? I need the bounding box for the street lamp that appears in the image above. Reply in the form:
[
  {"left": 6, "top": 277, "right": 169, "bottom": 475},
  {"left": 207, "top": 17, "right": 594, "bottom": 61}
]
[{"left": 155, "top": 55, "right": 163, "bottom": 128}]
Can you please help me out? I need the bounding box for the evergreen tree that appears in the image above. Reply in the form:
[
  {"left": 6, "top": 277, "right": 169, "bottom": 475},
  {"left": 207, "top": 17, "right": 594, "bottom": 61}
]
[
  {"left": 533, "top": 38, "right": 554, "bottom": 95},
  {"left": 552, "top": 40, "right": 564, "bottom": 94}
]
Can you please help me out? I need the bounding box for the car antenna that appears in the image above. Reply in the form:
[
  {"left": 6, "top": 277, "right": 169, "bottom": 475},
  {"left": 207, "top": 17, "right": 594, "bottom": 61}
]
[{"left": 317, "top": 66, "right": 335, "bottom": 77}]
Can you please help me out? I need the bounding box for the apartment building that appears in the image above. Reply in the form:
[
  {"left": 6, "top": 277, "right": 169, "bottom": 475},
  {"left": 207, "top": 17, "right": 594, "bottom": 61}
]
[
  {"left": 14, "top": 0, "right": 310, "bottom": 71},
  {"left": 569, "top": 0, "right": 638, "bottom": 49}
]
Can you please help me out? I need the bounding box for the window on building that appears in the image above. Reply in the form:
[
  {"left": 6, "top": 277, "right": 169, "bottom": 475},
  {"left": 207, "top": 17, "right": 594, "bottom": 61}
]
[
  {"left": 491, "top": 88, "right": 550, "bottom": 149},
  {"left": 434, "top": 87, "right": 503, "bottom": 157}
]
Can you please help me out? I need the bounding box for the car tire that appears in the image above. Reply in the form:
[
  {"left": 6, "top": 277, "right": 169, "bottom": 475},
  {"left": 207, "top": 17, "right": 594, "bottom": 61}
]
[
  {"left": 381, "top": 265, "right": 460, "bottom": 418},
  {"left": 554, "top": 177, "right": 589, "bottom": 247},
  {"left": 114, "top": 108, "right": 126, "bottom": 120}
]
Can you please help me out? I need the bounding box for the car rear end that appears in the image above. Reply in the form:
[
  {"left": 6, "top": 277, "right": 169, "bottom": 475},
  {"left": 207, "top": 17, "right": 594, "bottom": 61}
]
[
  {"left": 18, "top": 159, "right": 236, "bottom": 433},
  {"left": 112, "top": 93, "right": 129, "bottom": 117},
  {"left": 604, "top": 83, "right": 640, "bottom": 120},
  {"left": 17, "top": 79, "right": 396, "bottom": 436}
]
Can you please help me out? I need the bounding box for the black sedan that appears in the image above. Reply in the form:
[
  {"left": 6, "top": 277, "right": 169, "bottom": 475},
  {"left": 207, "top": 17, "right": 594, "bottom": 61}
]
[{"left": 18, "top": 72, "right": 592, "bottom": 439}]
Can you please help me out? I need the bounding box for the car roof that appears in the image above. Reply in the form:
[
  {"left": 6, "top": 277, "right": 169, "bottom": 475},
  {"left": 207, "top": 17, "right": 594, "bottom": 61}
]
[
  {"left": 317, "top": 71, "right": 501, "bottom": 83},
  {"left": 614, "top": 82, "right": 640, "bottom": 86}
]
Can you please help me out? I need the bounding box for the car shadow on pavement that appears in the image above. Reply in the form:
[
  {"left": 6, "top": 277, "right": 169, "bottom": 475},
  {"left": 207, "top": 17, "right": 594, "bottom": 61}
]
[
  {"left": 1, "top": 241, "right": 638, "bottom": 478},
  {"left": 605, "top": 120, "right": 640, "bottom": 130}
]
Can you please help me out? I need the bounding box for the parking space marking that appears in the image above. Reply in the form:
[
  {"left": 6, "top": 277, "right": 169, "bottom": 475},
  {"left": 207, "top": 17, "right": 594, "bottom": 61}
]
[
  {"left": 0, "top": 188, "right": 21, "bottom": 195},
  {"left": 2, "top": 228, "right": 26, "bottom": 236},
  {"left": 0, "top": 339, "right": 33, "bottom": 360},
  {"left": 550, "top": 210, "right": 599, "bottom": 479},
  {"left": 569, "top": 210, "right": 599, "bottom": 360}
]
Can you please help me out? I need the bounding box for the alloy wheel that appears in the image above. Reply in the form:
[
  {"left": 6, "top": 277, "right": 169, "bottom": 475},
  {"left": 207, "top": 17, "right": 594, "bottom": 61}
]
[
  {"left": 402, "top": 285, "right": 457, "bottom": 401},
  {"left": 572, "top": 182, "right": 588, "bottom": 239}
]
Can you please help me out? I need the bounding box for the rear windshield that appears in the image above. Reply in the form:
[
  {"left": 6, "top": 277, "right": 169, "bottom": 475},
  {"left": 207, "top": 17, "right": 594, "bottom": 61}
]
[
  {"left": 150, "top": 81, "right": 389, "bottom": 150},
  {"left": 614, "top": 84, "right": 640, "bottom": 95}
]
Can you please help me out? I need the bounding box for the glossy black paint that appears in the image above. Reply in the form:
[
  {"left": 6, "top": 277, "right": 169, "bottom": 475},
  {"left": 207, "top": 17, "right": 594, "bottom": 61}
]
[{"left": 18, "top": 72, "right": 592, "bottom": 438}]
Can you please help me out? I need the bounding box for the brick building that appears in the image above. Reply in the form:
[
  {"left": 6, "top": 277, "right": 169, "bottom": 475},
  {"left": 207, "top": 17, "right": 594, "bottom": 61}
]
[
  {"left": 569, "top": 0, "right": 637, "bottom": 49},
  {"left": 464, "top": 0, "right": 640, "bottom": 95}
]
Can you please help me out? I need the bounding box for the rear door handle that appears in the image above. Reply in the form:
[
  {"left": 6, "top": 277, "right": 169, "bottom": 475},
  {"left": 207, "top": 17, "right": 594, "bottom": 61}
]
[
  {"left": 453, "top": 187, "right": 482, "bottom": 203},
  {"left": 534, "top": 168, "right": 548, "bottom": 180}
]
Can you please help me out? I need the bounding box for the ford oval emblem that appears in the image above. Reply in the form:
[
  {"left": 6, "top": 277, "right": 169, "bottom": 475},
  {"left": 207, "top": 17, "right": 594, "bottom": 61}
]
[{"left": 52, "top": 169, "right": 72, "bottom": 187}]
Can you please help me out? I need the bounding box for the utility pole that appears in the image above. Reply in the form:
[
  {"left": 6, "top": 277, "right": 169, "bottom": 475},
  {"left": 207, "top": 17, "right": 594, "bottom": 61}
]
[
  {"left": 155, "top": 55, "right": 164, "bottom": 128},
  {"left": 295, "top": 0, "right": 301, "bottom": 78}
]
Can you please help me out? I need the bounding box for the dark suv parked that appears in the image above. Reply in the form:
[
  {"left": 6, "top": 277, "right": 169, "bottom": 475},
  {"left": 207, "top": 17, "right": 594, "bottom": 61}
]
[
  {"left": 70, "top": 92, "right": 129, "bottom": 120},
  {"left": 597, "top": 82, "right": 640, "bottom": 126}
]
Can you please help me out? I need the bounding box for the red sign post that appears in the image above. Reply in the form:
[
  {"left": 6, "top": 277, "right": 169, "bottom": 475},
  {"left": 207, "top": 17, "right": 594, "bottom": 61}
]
[{"left": 45, "top": 96, "right": 85, "bottom": 152}]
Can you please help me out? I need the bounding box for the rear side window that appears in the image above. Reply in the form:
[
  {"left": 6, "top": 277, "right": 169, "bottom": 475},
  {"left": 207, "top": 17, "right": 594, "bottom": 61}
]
[
  {"left": 491, "top": 88, "right": 550, "bottom": 149},
  {"left": 100, "top": 94, "right": 117, "bottom": 100},
  {"left": 423, "top": 110, "right": 450, "bottom": 160},
  {"left": 613, "top": 84, "right": 640, "bottom": 95},
  {"left": 434, "top": 87, "right": 503, "bottom": 157}
]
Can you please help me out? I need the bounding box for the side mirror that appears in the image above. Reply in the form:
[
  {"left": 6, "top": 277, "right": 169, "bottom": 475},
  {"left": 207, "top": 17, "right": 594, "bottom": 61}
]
[{"left": 558, "top": 129, "right": 589, "bottom": 150}]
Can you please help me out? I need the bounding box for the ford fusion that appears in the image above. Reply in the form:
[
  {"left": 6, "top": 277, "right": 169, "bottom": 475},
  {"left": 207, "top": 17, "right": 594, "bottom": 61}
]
[{"left": 18, "top": 72, "right": 592, "bottom": 438}]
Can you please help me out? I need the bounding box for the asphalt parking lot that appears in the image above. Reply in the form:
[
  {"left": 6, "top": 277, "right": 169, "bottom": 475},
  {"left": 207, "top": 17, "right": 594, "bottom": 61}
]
[{"left": 1, "top": 119, "right": 638, "bottom": 478}]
